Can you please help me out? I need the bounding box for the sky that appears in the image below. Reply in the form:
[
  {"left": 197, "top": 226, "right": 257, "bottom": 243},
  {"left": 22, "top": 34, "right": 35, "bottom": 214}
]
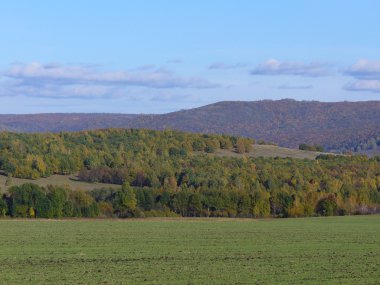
[{"left": 1, "top": 0, "right": 380, "bottom": 114}]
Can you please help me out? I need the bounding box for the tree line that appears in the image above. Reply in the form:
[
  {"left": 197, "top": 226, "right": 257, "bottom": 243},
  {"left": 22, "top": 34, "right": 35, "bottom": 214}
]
[
  {"left": 0, "top": 129, "right": 253, "bottom": 179},
  {"left": 354, "top": 134, "right": 380, "bottom": 152},
  {"left": 0, "top": 129, "right": 379, "bottom": 218},
  {"left": 299, "top": 144, "right": 324, "bottom": 152}
]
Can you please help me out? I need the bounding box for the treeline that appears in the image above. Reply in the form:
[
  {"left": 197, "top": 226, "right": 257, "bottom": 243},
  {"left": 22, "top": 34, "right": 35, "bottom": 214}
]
[
  {"left": 354, "top": 134, "right": 380, "bottom": 152},
  {"left": 0, "top": 129, "right": 379, "bottom": 218},
  {"left": 75, "top": 155, "right": 380, "bottom": 217},
  {"left": 0, "top": 129, "right": 253, "bottom": 179},
  {"left": 0, "top": 184, "right": 99, "bottom": 218},
  {"left": 1, "top": 156, "right": 380, "bottom": 218},
  {"left": 299, "top": 144, "right": 324, "bottom": 152}
]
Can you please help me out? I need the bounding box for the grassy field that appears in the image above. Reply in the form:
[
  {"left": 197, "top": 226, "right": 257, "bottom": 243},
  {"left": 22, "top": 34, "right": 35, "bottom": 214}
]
[
  {"left": 0, "top": 173, "right": 121, "bottom": 192},
  {"left": 0, "top": 216, "right": 379, "bottom": 284}
]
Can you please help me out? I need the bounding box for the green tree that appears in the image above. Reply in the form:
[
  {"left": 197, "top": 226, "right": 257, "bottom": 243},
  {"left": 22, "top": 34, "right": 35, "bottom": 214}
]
[
  {"left": 0, "top": 196, "right": 8, "bottom": 216},
  {"left": 121, "top": 184, "right": 137, "bottom": 210},
  {"left": 188, "top": 193, "right": 202, "bottom": 217},
  {"left": 316, "top": 195, "right": 338, "bottom": 216}
]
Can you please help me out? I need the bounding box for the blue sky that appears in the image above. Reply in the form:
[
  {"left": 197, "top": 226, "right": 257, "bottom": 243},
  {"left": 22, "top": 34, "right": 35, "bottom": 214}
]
[{"left": 1, "top": 0, "right": 380, "bottom": 113}]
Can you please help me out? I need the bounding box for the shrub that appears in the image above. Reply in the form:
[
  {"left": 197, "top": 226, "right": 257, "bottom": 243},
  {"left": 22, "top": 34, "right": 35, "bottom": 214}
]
[{"left": 316, "top": 195, "right": 338, "bottom": 216}]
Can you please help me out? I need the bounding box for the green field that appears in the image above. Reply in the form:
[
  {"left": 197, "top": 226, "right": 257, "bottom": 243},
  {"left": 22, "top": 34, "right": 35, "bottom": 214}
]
[{"left": 0, "top": 216, "right": 379, "bottom": 284}]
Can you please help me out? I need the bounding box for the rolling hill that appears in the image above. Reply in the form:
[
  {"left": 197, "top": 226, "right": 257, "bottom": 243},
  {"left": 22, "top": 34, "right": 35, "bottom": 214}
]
[
  {"left": 1, "top": 99, "right": 380, "bottom": 152},
  {"left": 0, "top": 144, "right": 324, "bottom": 192}
]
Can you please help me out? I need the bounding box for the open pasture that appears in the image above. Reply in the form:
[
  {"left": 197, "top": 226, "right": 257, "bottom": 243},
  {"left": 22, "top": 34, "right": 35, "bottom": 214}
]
[{"left": 0, "top": 215, "right": 379, "bottom": 284}]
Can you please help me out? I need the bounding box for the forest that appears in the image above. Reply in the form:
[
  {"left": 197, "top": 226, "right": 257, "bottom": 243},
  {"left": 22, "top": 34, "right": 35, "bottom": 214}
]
[{"left": 0, "top": 129, "right": 379, "bottom": 218}]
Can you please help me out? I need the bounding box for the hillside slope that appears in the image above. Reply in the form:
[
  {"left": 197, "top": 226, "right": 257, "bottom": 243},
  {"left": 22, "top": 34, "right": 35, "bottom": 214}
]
[
  {"left": 127, "top": 100, "right": 380, "bottom": 151},
  {"left": 1, "top": 99, "right": 380, "bottom": 151},
  {"left": 0, "top": 128, "right": 379, "bottom": 219},
  {"left": 0, "top": 144, "right": 324, "bottom": 192}
]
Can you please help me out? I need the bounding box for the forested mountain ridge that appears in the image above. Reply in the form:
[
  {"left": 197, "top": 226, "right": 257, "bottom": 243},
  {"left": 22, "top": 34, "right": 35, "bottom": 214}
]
[
  {"left": 0, "top": 113, "right": 139, "bottom": 133},
  {"left": 1, "top": 99, "right": 380, "bottom": 152},
  {"left": 128, "top": 100, "right": 380, "bottom": 152}
]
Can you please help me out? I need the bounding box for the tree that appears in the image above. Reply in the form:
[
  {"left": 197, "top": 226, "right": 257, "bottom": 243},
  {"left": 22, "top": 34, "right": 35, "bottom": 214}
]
[
  {"left": 8, "top": 183, "right": 49, "bottom": 218},
  {"left": 250, "top": 190, "right": 270, "bottom": 217},
  {"left": 69, "top": 190, "right": 97, "bottom": 217},
  {"left": 316, "top": 195, "right": 338, "bottom": 216},
  {"left": 188, "top": 193, "right": 202, "bottom": 217},
  {"left": 121, "top": 184, "right": 137, "bottom": 210},
  {"left": 173, "top": 191, "right": 190, "bottom": 216},
  {"left": 236, "top": 139, "right": 246, "bottom": 154},
  {"left": 47, "top": 186, "right": 68, "bottom": 218},
  {"left": 0, "top": 196, "right": 8, "bottom": 216},
  {"left": 113, "top": 184, "right": 137, "bottom": 217},
  {"left": 299, "top": 144, "right": 324, "bottom": 152}
]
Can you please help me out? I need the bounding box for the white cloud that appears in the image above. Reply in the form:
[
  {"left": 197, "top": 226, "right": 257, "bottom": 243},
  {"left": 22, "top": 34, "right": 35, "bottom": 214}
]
[
  {"left": 251, "top": 59, "right": 332, "bottom": 77},
  {"left": 4, "top": 62, "right": 218, "bottom": 89},
  {"left": 343, "top": 60, "right": 380, "bottom": 93},
  {"left": 0, "top": 81, "right": 118, "bottom": 99},
  {"left": 0, "top": 62, "right": 219, "bottom": 99},
  {"left": 344, "top": 80, "right": 380, "bottom": 93},
  {"left": 344, "top": 59, "right": 380, "bottom": 80}
]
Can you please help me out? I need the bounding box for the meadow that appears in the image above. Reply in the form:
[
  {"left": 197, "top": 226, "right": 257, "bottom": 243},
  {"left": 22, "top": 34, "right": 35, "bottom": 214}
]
[{"left": 0, "top": 215, "right": 379, "bottom": 284}]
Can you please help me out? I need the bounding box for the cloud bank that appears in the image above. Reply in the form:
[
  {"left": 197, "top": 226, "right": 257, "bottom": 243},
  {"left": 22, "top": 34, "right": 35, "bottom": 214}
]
[
  {"left": 344, "top": 60, "right": 380, "bottom": 93},
  {"left": 251, "top": 59, "right": 332, "bottom": 77},
  {"left": 344, "top": 59, "right": 380, "bottom": 80},
  {"left": 0, "top": 62, "right": 219, "bottom": 99},
  {"left": 344, "top": 80, "right": 380, "bottom": 93}
]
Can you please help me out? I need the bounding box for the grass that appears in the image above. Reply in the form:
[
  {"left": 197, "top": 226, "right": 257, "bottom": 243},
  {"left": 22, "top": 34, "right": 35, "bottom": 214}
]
[
  {"left": 0, "top": 173, "right": 121, "bottom": 193},
  {"left": 0, "top": 215, "right": 379, "bottom": 284}
]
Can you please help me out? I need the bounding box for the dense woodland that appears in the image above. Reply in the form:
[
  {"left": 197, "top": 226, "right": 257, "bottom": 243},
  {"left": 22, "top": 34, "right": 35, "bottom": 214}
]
[{"left": 0, "top": 129, "right": 379, "bottom": 218}]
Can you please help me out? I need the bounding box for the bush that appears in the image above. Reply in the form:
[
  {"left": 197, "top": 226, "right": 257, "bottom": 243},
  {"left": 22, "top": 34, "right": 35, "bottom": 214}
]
[{"left": 316, "top": 195, "right": 338, "bottom": 216}]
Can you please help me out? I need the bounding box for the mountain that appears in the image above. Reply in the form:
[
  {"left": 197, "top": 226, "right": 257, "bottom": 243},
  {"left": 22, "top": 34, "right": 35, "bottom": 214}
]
[
  {"left": 1, "top": 99, "right": 380, "bottom": 152},
  {"left": 0, "top": 113, "right": 138, "bottom": 133}
]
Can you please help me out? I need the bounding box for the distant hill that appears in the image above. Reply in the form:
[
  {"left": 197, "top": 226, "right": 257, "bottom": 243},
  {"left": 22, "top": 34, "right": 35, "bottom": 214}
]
[
  {"left": 1, "top": 99, "right": 380, "bottom": 152},
  {"left": 127, "top": 100, "right": 380, "bottom": 152},
  {"left": 0, "top": 113, "right": 138, "bottom": 133}
]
